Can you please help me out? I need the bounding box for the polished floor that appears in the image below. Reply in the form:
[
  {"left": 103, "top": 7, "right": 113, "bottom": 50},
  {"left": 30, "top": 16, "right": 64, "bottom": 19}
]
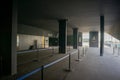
[{"left": 16, "top": 47, "right": 120, "bottom": 80}]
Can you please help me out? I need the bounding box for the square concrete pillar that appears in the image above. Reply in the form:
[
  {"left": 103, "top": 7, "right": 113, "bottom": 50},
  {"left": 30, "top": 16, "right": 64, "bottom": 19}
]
[
  {"left": 100, "top": 15, "right": 104, "bottom": 56},
  {"left": 73, "top": 28, "right": 78, "bottom": 49},
  {"left": 0, "top": 0, "right": 17, "bottom": 76},
  {"left": 58, "top": 19, "right": 67, "bottom": 53}
]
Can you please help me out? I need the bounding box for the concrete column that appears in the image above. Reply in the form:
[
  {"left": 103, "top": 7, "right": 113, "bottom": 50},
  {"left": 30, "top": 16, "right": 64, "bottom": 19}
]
[
  {"left": 0, "top": 0, "right": 17, "bottom": 76},
  {"left": 67, "top": 35, "right": 73, "bottom": 46},
  {"left": 100, "top": 15, "right": 104, "bottom": 56},
  {"left": 78, "top": 32, "right": 82, "bottom": 46},
  {"left": 73, "top": 28, "right": 78, "bottom": 49},
  {"left": 59, "top": 19, "right": 67, "bottom": 53},
  {"left": 12, "top": 0, "right": 17, "bottom": 75},
  {"left": 89, "top": 31, "right": 98, "bottom": 47}
]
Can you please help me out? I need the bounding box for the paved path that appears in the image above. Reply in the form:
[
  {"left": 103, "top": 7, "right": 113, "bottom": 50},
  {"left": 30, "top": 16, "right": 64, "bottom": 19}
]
[
  {"left": 65, "top": 47, "right": 120, "bottom": 80},
  {"left": 17, "top": 47, "right": 120, "bottom": 80}
]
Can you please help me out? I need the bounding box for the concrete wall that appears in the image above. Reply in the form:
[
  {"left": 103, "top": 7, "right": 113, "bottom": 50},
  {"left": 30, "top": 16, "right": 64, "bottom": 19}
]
[
  {"left": 17, "top": 24, "right": 56, "bottom": 51},
  {"left": 89, "top": 31, "right": 99, "bottom": 47},
  {"left": 18, "top": 34, "right": 48, "bottom": 50}
]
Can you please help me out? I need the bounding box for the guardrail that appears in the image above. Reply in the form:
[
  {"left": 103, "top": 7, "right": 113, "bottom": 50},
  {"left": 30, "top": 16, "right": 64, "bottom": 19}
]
[
  {"left": 17, "top": 46, "right": 71, "bottom": 54},
  {"left": 17, "top": 47, "right": 59, "bottom": 65},
  {"left": 17, "top": 48, "right": 54, "bottom": 54},
  {"left": 17, "top": 50, "right": 78, "bottom": 80}
]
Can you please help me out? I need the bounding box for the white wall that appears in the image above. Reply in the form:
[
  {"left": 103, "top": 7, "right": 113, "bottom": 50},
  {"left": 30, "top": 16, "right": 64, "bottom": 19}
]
[{"left": 18, "top": 34, "right": 49, "bottom": 50}]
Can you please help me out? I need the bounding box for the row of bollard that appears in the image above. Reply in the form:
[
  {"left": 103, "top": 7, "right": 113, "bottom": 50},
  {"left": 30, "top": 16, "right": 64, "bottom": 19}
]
[
  {"left": 43, "top": 47, "right": 86, "bottom": 79},
  {"left": 39, "top": 47, "right": 86, "bottom": 80},
  {"left": 35, "top": 46, "right": 78, "bottom": 62},
  {"left": 76, "top": 47, "right": 86, "bottom": 61},
  {"left": 113, "top": 47, "right": 120, "bottom": 56},
  {"left": 16, "top": 46, "right": 88, "bottom": 80}
]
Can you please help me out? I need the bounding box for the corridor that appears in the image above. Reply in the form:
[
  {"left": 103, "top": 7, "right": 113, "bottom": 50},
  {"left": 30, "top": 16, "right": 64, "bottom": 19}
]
[{"left": 17, "top": 47, "right": 120, "bottom": 80}]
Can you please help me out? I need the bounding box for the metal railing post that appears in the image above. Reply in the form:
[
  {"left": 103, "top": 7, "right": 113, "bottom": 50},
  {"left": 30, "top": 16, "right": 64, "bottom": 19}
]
[
  {"left": 17, "top": 50, "right": 78, "bottom": 80},
  {"left": 41, "top": 65, "right": 44, "bottom": 80},
  {"left": 37, "top": 48, "right": 39, "bottom": 61},
  {"left": 118, "top": 48, "right": 120, "bottom": 56},
  {"left": 65, "top": 52, "right": 72, "bottom": 72},
  {"left": 68, "top": 52, "right": 71, "bottom": 71},
  {"left": 34, "top": 48, "right": 39, "bottom": 62},
  {"left": 76, "top": 48, "right": 82, "bottom": 61},
  {"left": 83, "top": 47, "right": 85, "bottom": 56},
  {"left": 113, "top": 47, "right": 115, "bottom": 55},
  {"left": 78, "top": 49, "right": 80, "bottom": 60}
]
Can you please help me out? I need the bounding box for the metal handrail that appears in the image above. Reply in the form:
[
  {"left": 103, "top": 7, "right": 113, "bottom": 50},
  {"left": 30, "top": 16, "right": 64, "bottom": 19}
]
[
  {"left": 17, "top": 50, "right": 78, "bottom": 80},
  {"left": 17, "top": 48, "right": 52, "bottom": 54}
]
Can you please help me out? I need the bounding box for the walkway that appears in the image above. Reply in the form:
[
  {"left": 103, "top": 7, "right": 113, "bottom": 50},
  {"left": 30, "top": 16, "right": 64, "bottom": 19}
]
[
  {"left": 66, "top": 47, "right": 120, "bottom": 80},
  {"left": 17, "top": 47, "right": 120, "bottom": 80}
]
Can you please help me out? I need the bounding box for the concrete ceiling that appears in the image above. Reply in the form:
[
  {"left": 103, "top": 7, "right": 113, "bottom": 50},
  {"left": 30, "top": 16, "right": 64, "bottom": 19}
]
[{"left": 18, "top": 0, "right": 120, "bottom": 34}]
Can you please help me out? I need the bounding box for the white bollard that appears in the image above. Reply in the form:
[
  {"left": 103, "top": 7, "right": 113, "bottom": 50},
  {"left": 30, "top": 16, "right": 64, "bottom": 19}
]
[{"left": 118, "top": 48, "right": 120, "bottom": 56}]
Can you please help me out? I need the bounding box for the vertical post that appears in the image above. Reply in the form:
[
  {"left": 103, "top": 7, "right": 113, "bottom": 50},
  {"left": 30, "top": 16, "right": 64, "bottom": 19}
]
[
  {"left": 36, "top": 48, "right": 39, "bottom": 61},
  {"left": 78, "top": 49, "right": 80, "bottom": 59},
  {"left": 65, "top": 52, "right": 71, "bottom": 72},
  {"left": 68, "top": 52, "right": 71, "bottom": 71},
  {"left": 52, "top": 46, "right": 54, "bottom": 54},
  {"left": 44, "top": 37, "right": 45, "bottom": 48},
  {"left": 113, "top": 47, "right": 115, "bottom": 55},
  {"left": 41, "top": 65, "right": 44, "bottom": 80},
  {"left": 100, "top": 15, "right": 104, "bottom": 56},
  {"left": 73, "top": 28, "right": 78, "bottom": 49},
  {"left": 59, "top": 19, "right": 67, "bottom": 53},
  {"left": 76, "top": 48, "right": 81, "bottom": 61},
  {"left": 83, "top": 47, "right": 85, "bottom": 56},
  {"left": 118, "top": 48, "right": 119, "bottom": 56},
  {"left": 0, "top": 0, "right": 17, "bottom": 76},
  {"left": 12, "top": 0, "right": 17, "bottom": 75}
]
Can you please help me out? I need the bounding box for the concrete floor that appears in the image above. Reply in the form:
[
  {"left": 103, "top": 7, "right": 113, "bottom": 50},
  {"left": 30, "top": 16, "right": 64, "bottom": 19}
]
[
  {"left": 17, "top": 47, "right": 75, "bottom": 78},
  {"left": 16, "top": 47, "right": 120, "bottom": 80},
  {"left": 65, "top": 48, "right": 120, "bottom": 80}
]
